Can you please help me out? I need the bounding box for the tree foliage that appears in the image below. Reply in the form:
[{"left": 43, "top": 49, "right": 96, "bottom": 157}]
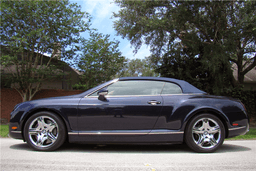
[
  {"left": 116, "top": 57, "right": 157, "bottom": 77},
  {"left": 73, "top": 31, "right": 126, "bottom": 90},
  {"left": 0, "top": 0, "right": 91, "bottom": 101},
  {"left": 114, "top": 0, "right": 256, "bottom": 94}
]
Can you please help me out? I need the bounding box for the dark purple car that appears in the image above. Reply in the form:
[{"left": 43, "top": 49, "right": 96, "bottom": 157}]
[{"left": 9, "top": 77, "right": 249, "bottom": 152}]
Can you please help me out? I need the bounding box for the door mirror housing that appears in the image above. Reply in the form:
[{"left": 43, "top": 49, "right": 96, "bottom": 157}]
[
  {"left": 98, "top": 89, "right": 108, "bottom": 101},
  {"left": 98, "top": 89, "right": 108, "bottom": 96}
]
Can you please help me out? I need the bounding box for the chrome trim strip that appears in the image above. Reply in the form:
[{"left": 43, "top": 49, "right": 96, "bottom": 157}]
[
  {"left": 11, "top": 131, "right": 22, "bottom": 133},
  {"left": 161, "top": 93, "right": 203, "bottom": 96},
  {"left": 79, "top": 132, "right": 146, "bottom": 135},
  {"left": 86, "top": 94, "right": 205, "bottom": 98},
  {"left": 71, "top": 130, "right": 184, "bottom": 135},
  {"left": 85, "top": 78, "right": 119, "bottom": 98},
  {"left": 79, "top": 104, "right": 105, "bottom": 106},
  {"left": 68, "top": 132, "right": 79, "bottom": 135},
  {"left": 228, "top": 126, "right": 246, "bottom": 131},
  {"left": 149, "top": 131, "right": 184, "bottom": 135},
  {"left": 87, "top": 94, "right": 162, "bottom": 98}
]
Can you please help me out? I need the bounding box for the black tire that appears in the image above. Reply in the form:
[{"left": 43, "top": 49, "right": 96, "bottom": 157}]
[
  {"left": 24, "top": 111, "right": 66, "bottom": 151},
  {"left": 185, "top": 114, "right": 225, "bottom": 153}
]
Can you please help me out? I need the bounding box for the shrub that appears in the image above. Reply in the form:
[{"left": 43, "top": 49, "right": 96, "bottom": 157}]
[
  {"left": 72, "top": 82, "right": 89, "bottom": 91},
  {"left": 221, "top": 87, "right": 256, "bottom": 120}
]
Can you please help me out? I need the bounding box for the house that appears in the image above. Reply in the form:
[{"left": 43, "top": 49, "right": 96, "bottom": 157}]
[
  {"left": 0, "top": 46, "right": 82, "bottom": 90},
  {"left": 232, "top": 63, "right": 256, "bottom": 90}
]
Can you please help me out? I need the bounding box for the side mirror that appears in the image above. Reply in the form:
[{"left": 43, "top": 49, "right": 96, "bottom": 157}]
[
  {"left": 98, "top": 89, "right": 108, "bottom": 96},
  {"left": 98, "top": 89, "right": 108, "bottom": 101}
]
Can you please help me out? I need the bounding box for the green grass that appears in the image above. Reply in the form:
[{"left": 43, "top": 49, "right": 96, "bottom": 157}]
[
  {"left": 227, "top": 127, "right": 256, "bottom": 140},
  {"left": 0, "top": 124, "right": 9, "bottom": 137},
  {"left": 0, "top": 124, "right": 256, "bottom": 139}
]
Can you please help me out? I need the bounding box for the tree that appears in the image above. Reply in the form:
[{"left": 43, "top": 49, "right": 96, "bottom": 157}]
[
  {"left": 0, "top": 0, "right": 91, "bottom": 101},
  {"left": 149, "top": 48, "right": 232, "bottom": 94},
  {"left": 113, "top": 0, "right": 256, "bottom": 94},
  {"left": 73, "top": 31, "right": 126, "bottom": 90},
  {"left": 117, "top": 57, "right": 157, "bottom": 77}
]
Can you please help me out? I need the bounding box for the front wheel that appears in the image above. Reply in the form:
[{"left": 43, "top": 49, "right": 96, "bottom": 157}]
[
  {"left": 24, "top": 111, "right": 66, "bottom": 151},
  {"left": 185, "top": 114, "right": 225, "bottom": 153}
]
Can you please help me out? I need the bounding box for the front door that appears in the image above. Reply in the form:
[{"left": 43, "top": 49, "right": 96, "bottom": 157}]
[{"left": 77, "top": 80, "right": 165, "bottom": 134}]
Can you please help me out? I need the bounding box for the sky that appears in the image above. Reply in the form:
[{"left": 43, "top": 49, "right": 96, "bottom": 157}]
[{"left": 70, "top": 0, "right": 151, "bottom": 60}]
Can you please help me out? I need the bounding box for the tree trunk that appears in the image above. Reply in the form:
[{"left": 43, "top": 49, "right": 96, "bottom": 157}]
[
  {"left": 236, "top": 48, "right": 244, "bottom": 84},
  {"left": 238, "top": 72, "right": 245, "bottom": 84},
  {"left": 22, "top": 91, "right": 30, "bottom": 102},
  {"left": 15, "top": 83, "right": 41, "bottom": 102}
]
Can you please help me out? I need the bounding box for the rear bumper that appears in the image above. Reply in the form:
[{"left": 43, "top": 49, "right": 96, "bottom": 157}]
[{"left": 227, "top": 122, "right": 249, "bottom": 138}]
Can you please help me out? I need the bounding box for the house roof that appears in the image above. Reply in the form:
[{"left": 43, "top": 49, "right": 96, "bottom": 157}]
[
  {"left": 0, "top": 46, "right": 83, "bottom": 76},
  {"left": 70, "top": 67, "right": 83, "bottom": 75}
]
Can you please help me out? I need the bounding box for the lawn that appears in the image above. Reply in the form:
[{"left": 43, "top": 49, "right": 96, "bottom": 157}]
[
  {"left": 0, "top": 124, "right": 256, "bottom": 139},
  {"left": 0, "top": 124, "right": 9, "bottom": 137}
]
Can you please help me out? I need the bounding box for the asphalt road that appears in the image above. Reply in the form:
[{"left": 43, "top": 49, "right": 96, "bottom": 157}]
[{"left": 0, "top": 138, "right": 256, "bottom": 171}]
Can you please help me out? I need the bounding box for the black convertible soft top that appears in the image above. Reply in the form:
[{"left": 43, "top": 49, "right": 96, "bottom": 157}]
[{"left": 119, "top": 77, "right": 206, "bottom": 94}]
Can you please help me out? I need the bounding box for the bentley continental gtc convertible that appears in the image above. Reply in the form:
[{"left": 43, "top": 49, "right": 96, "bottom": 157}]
[{"left": 9, "top": 77, "right": 249, "bottom": 152}]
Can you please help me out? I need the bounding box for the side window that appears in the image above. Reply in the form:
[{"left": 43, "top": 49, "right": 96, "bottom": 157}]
[
  {"left": 161, "top": 82, "right": 182, "bottom": 94},
  {"left": 89, "top": 91, "right": 98, "bottom": 97},
  {"left": 89, "top": 80, "right": 165, "bottom": 96}
]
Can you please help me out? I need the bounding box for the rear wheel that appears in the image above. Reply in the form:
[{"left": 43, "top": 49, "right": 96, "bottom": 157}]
[
  {"left": 24, "top": 111, "right": 66, "bottom": 151},
  {"left": 185, "top": 114, "right": 225, "bottom": 153}
]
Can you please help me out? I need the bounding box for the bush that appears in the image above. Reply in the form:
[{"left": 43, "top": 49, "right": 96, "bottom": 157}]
[
  {"left": 72, "top": 82, "right": 89, "bottom": 91},
  {"left": 221, "top": 87, "right": 256, "bottom": 120}
]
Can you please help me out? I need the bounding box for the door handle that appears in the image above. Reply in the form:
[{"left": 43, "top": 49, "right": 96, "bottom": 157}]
[{"left": 147, "top": 100, "right": 161, "bottom": 105}]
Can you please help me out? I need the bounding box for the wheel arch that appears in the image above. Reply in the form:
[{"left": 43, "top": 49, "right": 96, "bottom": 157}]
[
  {"left": 21, "top": 108, "right": 69, "bottom": 141},
  {"left": 181, "top": 108, "right": 230, "bottom": 138}
]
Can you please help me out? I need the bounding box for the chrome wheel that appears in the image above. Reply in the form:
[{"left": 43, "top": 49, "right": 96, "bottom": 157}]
[
  {"left": 28, "top": 116, "right": 59, "bottom": 148},
  {"left": 185, "top": 114, "right": 225, "bottom": 153},
  {"left": 192, "top": 118, "right": 221, "bottom": 149}
]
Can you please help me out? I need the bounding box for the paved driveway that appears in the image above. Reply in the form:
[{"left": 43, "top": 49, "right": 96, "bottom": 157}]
[{"left": 0, "top": 138, "right": 256, "bottom": 171}]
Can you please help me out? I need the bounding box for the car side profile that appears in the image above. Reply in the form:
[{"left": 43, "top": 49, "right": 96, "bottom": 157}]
[{"left": 9, "top": 77, "right": 249, "bottom": 152}]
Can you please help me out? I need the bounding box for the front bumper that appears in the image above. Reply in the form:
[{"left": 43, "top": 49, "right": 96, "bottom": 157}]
[{"left": 9, "top": 123, "right": 23, "bottom": 140}]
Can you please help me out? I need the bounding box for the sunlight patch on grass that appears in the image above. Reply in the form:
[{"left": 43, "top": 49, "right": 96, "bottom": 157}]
[
  {"left": 227, "top": 128, "right": 256, "bottom": 140},
  {"left": 0, "top": 125, "right": 9, "bottom": 137}
]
